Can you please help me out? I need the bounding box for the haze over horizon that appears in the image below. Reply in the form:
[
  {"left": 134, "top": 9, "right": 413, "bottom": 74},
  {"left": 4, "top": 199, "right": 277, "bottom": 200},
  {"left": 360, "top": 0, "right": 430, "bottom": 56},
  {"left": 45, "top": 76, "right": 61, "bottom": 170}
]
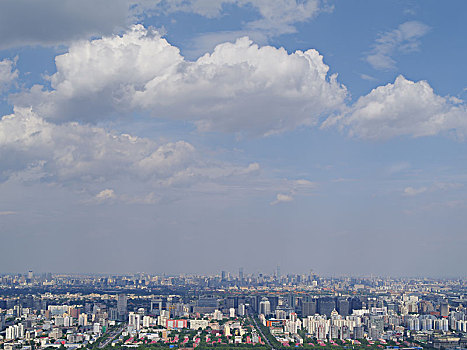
[{"left": 0, "top": 0, "right": 466, "bottom": 277}]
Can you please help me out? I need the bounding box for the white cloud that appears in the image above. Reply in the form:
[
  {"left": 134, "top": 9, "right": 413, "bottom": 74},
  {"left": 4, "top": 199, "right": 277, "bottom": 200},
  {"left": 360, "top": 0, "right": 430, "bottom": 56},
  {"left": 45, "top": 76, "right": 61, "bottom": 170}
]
[
  {"left": 292, "top": 179, "right": 316, "bottom": 187},
  {"left": 169, "top": 0, "right": 328, "bottom": 57},
  {"left": 0, "top": 107, "right": 196, "bottom": 184},
  {"left": 270, "top": 193, "right": 294, "bottom": 205},
  {"left": 0, "top": 58, "right": 18, "bottom": 93},
  {"left": 0, "top": 0, "right": 328, "bottom": 50},
  {"left": 269, "top": 178, "right": 316, "bottom": 205},
  {"left": 366, "top": 21, "right": 430, "bottom": 70},
  {"left": 144, "top": 0, "right": 326, "bottom": 35},
  {"left": 360, "top": 74, "right": 376, "bottom": 82},
  {"left": 96, "top": 189, "right": 116, "bottom": 202},
  {"left": 15, "top": 25, "right": 347, "bottom": 136},
  {"left": 244, "top": 0, "right": 325, "bottom": 36},
  {"left": 403, "top": 182, "right": 463, "bottom": 197},
  {"left": 0, "top": 108, "right": 259, "bottom": 200},
  {"left": 404, "top": 186, "right": 427, "bottom": 196},
  {"left": 324, "top": 75, "right": 467, "bottom": 140},
  {"left": 0, "top": 0, "right": 132, "bottom": 49}
]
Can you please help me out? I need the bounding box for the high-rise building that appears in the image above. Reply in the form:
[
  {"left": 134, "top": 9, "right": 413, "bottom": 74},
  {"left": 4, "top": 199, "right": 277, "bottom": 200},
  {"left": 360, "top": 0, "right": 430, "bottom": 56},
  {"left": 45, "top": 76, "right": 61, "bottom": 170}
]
[
  {"left": 129, "top": 312, "right": 137, "bottom": 328},
  {"left": 239, "top": 267, "right": 244, "bottom": 282},
  {"left": 78, "top": 314, "right": 88, "bottom": 327},
  {"left": 238, "top": 304, "right": 246, "bottom": 316},
  {"left": 259, "top": 298, "right": 271, "bottom": 316},
  {"left": 302, "top": 299, "right": 317, "bottom": 317},
  {"left": 337, "top": 298, "right": 350, "bottom": 317},
  {"left": 151, "top": 298, "right": 163, "bottom": 315},
  {"left": 440, "top": 302, "right": 449, "bottom": 317},
  {"left": 117, "top": 294, "right": 128, "bottom": 321},
  {"left": 318, "top": 297, "right": 336, "bottom": 317},
  {"left": 353, "top": 326, "right": 364, "bottom": 340}
]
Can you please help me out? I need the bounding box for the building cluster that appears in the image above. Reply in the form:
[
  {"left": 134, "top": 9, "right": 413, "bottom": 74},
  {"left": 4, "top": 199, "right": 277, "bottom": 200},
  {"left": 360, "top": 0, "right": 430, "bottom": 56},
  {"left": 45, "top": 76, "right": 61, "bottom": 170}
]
[
  {"left": 0, "top": 293, "right": 128, "bottom": 350},
  {"left": 0, "top": 271, "right": 466, "bottom": 349},
  {"left": 254, "top": 293, "right": 467, "bottom": 348},
  {"left": 119, "top": 307, "right": 261, "bottom": 347}
]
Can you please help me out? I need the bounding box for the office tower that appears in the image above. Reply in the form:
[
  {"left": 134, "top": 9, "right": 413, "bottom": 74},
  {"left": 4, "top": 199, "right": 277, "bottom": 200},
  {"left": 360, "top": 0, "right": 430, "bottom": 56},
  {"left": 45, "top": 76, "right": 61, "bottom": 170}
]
[
  {"left": 129, "top": 312, "right": 136, "bottom": 328},
  {"left": 117, "top": 294, "right": 128, "bottom": 321},
  {"left": 226, "top": 296, "right": 238, "bottom": 309},
  {"left": 276, "top": 266, "right": 280, "bottom": 279},
  {"left": 27, "top": 271, "right": 33, "bottom": 281},
  {"left": 353, "top": 326, "right": 364, "bottom": 339},
  {"left": 349, "top": 297, "right": 362, "bottom": 312},
  {"left": 259, "top": 298, "right": 271, "bottom": 316},
  {"left": 151, "top": 298, "right": 163, "bottom": 315},
  {"left": 287, "top": 294, "right": 296, "bottom": 309},
  {"left": 109, "top": 308, "right": 118, "bottom": 321},
  {"left": 268, "top": 296, "right": 279, "bottom": 313},
  {"left": 318, "top": 297, "right": 336, "bottom": 317},
  {"left": 238, "top": 303, "right": 246, "bottom": 316},
  {"left": 78, "top": 314, "right": 88, "bottom": 327},
  {"left": 239, "top": 267, "right": 244, "bottom": 282},
  {"left": 221, "top": 270, "right": 226, "bottom": 281},
  {"left": 440, "top": 302, "right": 449, "bottom": 317},
  {"left": 337, "top": 298, "right": 350, "bottom": 317},
  {"left": 302, "top": 299, "right": 317, "bottom": 317}
]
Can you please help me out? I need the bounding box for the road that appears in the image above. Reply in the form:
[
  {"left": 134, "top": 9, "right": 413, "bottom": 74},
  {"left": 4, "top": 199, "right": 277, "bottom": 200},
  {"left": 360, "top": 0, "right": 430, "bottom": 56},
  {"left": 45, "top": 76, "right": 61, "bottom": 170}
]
[
  {"left": 247, "top": 307, "right": 275, "bottom": 350},
  {"left": 98, "top": 323, "right": 126, "bottom": 348}
]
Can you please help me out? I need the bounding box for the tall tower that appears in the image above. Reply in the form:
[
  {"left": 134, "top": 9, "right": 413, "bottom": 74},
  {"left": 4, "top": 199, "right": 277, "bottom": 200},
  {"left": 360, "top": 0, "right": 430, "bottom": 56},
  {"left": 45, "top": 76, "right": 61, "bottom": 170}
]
[
  {"left": 117, "top": 294, "right": 128, "bottom": 321},
  {"left": 239, "top": 267, "right": 244, "bottom": 282}
]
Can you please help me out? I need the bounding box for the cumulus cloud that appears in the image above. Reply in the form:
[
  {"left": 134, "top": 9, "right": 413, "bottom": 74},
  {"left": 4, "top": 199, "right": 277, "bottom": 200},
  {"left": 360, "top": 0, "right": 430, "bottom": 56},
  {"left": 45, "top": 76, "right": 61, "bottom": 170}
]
[
  {"left": 270, "top": 193, "right": 294, "bottom": 205},
  {"left": 0, "top": 107, "right": 196, "bottom": 184},
  {"left": 324, "top": 75, "right": 467, "bottom": 140},
  {"left": 0, "top": 58, "right": 18, "bottom": 93},
  {"left": 366, "top": 21, "right": 430, "bottom": 70},
  {"left": 0, "top": 108, "right": 259, "bottom": 199},
  {"left": 15, "top": 25, "right": 347, "bottom": 136},
  {"left": 164, "top": 0, "right": 329, "bottom": 57}
]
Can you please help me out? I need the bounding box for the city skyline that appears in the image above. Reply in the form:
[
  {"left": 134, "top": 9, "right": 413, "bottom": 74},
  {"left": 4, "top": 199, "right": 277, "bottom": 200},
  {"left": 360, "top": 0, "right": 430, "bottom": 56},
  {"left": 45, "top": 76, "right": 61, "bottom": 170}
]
[{"left": 0, "top": 1, "right": 466, "bottom": 276}]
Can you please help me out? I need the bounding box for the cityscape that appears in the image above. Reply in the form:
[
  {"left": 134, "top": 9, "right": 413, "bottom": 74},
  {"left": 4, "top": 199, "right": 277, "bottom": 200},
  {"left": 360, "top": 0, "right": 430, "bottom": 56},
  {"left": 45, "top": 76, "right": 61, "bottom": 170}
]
[
  {"left": 1, "top": 1, "right": 466, "bottom": 350},
  {"left": 0, "top": 271, "right": 466, "bottom": 350}
]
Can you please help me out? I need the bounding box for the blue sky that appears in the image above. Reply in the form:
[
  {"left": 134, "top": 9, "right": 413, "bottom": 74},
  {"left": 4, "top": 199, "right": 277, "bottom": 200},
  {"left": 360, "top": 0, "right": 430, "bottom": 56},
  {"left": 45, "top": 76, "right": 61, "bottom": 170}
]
[{"left": 0, "top": 0, "right": 466, "bottom": 276}]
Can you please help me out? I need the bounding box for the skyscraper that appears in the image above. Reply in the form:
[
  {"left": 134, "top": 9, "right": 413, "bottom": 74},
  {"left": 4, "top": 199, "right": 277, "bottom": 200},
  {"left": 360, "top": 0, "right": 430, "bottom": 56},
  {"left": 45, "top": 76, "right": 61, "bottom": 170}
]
[
  {"left": 117, "top": 294, "right": 128, "bottom": 321},
  {"left": 337, "top": 298, "right": 350, "bottom": 317},
  {"left": 302, "top": 299, "right": 317, "bottom": 317},
  {"left": 318, "top": 297, "right": 336, "bottom": 317},
  {"left": 259, "top": 298, "right": 271, "bottom": 316}
]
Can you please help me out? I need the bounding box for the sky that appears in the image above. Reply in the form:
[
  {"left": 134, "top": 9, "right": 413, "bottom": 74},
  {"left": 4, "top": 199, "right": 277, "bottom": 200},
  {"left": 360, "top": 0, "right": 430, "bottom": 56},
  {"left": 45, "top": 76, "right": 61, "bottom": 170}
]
[{"left": 0, "top": 0, "right": 466, "bottom": 277}]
